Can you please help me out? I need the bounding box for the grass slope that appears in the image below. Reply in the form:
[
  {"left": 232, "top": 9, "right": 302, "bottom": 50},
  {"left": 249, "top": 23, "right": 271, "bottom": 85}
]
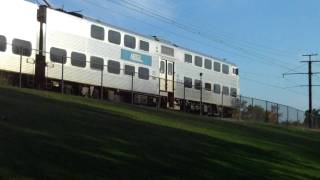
[{"left": 0, "top": 86, "right": 319, "bottom": 179}]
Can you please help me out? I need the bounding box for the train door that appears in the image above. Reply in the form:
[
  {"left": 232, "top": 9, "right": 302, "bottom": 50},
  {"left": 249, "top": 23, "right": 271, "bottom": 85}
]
[
  {"left": 159, "top": 60, "right": 166, "bottom": 92},
  {"left": 159, "top": 58, "right": 174, "bottom": 108}
]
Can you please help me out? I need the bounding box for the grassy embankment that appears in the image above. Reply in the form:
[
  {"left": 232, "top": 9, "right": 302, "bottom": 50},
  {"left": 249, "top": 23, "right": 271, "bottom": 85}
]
[{"left": 0, "top": 86, "right": 319, "bottom": 179}]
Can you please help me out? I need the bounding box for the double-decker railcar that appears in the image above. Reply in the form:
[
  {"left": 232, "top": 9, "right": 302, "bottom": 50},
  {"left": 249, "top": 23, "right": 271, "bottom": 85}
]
[{"left": 0, "top": 0, "right": 240, "bottom": 115}]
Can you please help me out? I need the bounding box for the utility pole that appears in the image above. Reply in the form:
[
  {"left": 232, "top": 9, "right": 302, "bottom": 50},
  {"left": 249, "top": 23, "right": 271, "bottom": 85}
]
[
  {"left": 304, "top": 54, "right": 316, "bottom": 128},
  {"left": 283, "top": 53, "right": 320, "bottom": 128}
]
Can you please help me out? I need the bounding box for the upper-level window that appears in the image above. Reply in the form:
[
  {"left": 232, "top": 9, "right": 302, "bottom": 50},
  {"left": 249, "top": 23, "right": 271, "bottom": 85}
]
[
  {"left": 184, "top": 54, "right": 192, "bottom": 63},
  {"left": 205, "top": 83, "right": 211, "bottom": 91},
  {"left": 214, "top": 84, "right": 221, "bottom": 94},
  {"left": 214, "top": 62, "right": 221, "bottom": 72},
  {"left": 138, "top": 67, "right": 149, "bottom": 80},
  {"left": 184, "top": 77, "right": 192, "bottom": 88},
  {"left": 108, "top": 60, "right": 120, "bottom": 74},
  {"left": 90, "top": 56, "right": 104, "bottom": 70},
  {"left": 12, "top": 39, "right": 32, "bottom": 57},
  {"left": 91, "top": 25, "right": 105, "bottom": 40},
  {"left": 168, "top": 63, "right": 173, "bottom": 75},
  {"left": 124, "top": 35, "right": 136, "bottom": 49},
  {"left": 231, "top": 88, "right": 237, "bottom": 97},
  {"left": 140, "top": 40, "right": 149, "bottom": 51},
  {"left": 71, "top": 52, "right": 86, "bottom": 68},
  {"left": 222, "top": 86, "right": 229, "bottom": 95},
  {"left": 233, "top": 68, "right": 239, "bottom": 75},
  {"left": 222, "top": 64, "right": 229, "bottom": 74},
  {"left": 0, "top": 35, "right": 6, "bottom": 52},
  {"left": 161, "top": 45, "right": 174, "bottom": 57},
  {"left": 194, "top": 56, "right": 202, "bottom": 67},
  {"left": 160, "top": 61, "right": 165, "bottom": 74},
  {"left": 108, "top": 30, "right": 121, "bottom": 45},
  {"left": 50, "top": 47, "right": 66, "bottom": 64},
  {"left": 204, "top": 59, "right": 212, "bottom": 70},
  {"left": 124, "top": 65, "right": 135, "bottom": 76}
]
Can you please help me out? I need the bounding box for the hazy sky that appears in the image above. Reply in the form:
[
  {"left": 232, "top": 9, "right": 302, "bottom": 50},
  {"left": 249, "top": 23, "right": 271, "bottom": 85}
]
[{"left": 41, "top": 0, "right": 320, "bottom": 110}]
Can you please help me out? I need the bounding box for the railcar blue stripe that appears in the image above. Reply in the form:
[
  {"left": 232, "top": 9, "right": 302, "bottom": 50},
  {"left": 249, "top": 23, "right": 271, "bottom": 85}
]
[{"left": 121, "top": 49, "right": 152, "bottom": 66}]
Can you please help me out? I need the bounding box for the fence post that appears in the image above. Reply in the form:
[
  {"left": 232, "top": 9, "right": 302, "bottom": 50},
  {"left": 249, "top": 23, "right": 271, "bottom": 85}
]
[
  {"left": 251, "top": 98, "right": 254, "bottom": 108},
  {"left": 239, "top": 95, "right": 242, "bottom": 120},
  {"left": 287, "top": 106, "right": 289, "bottom": 125},
  {"left": 221, "top": 93, "right": 224, "bottom": 118},
  {"left": 19, "top": 47, "right": 22, "bottom": 88},
  {"left": 200, "top": 73, "right": 203, "bottom": 116},
  {"left": 157, "top": 77, "right": 160, "bottom": 112},
  {"left": 45, "top": 64, "right": 47, "bottom": 88},
  {"left": 265, "top": 101, "right": 268, "bottom": 122},
  {"left": 200, "top": 86, "right": 203, "bottom": 116},
  {"left": 296, "top": 109, "right": 299, "bottom": 123},
  {"left": 276, "top": 103, "right": 279, "bottom": 124},
  {"left": 61, "top": 56, "right": 64, "bottom": 94},
  {"left": 131, "top": 72, "right": 134, "bottom": 105},
  {"left": 100, "top": 68, "right": 103, "bottom": 100},
  {"left": 183, "top": 82, "right": 186, "bottom": 112}
]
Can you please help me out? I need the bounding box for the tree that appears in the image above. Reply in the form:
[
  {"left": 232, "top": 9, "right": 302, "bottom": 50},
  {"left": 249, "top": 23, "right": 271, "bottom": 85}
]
[{"left": 304, "top": 109, "right": 320, "bottom": 128}]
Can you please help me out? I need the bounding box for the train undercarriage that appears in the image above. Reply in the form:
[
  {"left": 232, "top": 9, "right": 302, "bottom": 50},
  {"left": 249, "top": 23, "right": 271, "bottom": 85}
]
[{"left": 0, "top": 70, "right": 234, "bottom": 118}]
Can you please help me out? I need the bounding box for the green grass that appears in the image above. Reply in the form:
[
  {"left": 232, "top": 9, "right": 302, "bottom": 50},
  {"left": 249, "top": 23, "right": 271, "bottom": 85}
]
[{"left": 0, "top": 86, "right": 319, "bottom": 179}]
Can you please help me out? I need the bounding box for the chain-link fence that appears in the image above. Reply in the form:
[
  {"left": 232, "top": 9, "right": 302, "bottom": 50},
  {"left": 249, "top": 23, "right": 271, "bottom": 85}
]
[
  {"left": 0, "top": 42, "right": 315, "bottom": 128},
  {"left": 234, "top": 95, "right": 306, "bottom": 125}
]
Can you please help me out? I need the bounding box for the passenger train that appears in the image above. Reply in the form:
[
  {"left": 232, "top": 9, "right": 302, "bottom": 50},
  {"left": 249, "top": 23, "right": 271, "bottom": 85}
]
[{"left": 0, "top": 0, "right": 239, "bottom": 116}]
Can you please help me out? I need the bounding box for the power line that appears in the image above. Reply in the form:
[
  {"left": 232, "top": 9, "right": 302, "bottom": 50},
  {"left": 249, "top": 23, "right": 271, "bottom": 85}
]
[
  {"left": 103, "top": 0, "right": 304, "bottom": 72},
  {"left": 82, "top": 0, "right": 289, "bottom": 69},
  {"left": 80, "top": 0, "right": 307, "bottom": 76},
  {"left": 110, "top": 0, "right": 303, "bottom": 69},
  {"left": 118, "top": 0, "right": 297, "bottom": 58},
  {"left": 241, "top": 76, "right": 308, "bottom": 96},
  {"left": 128, "top": 0, "right": 297, "bottom": 59}
]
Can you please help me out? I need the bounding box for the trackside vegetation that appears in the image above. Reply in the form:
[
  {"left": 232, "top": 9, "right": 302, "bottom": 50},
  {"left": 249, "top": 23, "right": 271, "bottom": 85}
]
[{"left": 0, "top": 86, "right": 319, "bottom": 179}]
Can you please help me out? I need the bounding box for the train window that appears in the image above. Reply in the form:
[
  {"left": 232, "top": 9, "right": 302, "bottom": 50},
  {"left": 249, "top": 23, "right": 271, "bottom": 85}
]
[
  {"left": 205, "top": 83, "right": 211, "bottom": 91},
  {"left": 168, "top": 63, "right": 173, "bottom": 75},
  {"left": 50, "top": 47, "right": 66, "bottom": 64},
  {"left": 138, "top": 67, "right": 149, "bottom": 80},
  {"left": 194, "top": 79, "right": 201, "bottom": 90},
  {"left": 91, "top": 25, "right": 105, "bottom": 40},
  {"left": 108, "top": 60, "right": 120, "bottom": 74},
  {"left": 214, "top": 62, "right": 221, "bottom": 72},
  {"left": 108, "top": 30, "right": 121, "bottom": 45},
  {"left": 140, "top": 40, "right": 149, "bottom": 51},
  {"left": 124, "top": 65, "right": 135, "bottom": 76},
  {"left": 204, "top": 59, "right": 212, "bottom": 70},
  {"left": 184, "top": 54, "right": 192, "bottom": 63},
  {"left": 161, "top": 45, "right": 174, "bottom": 57},
  {"left": 233, "top": 68, "right": 239, "bottom": 75},
  {"left": 0, "top": 35, "right": 6, "bottom": 52},
  {"left": 213, "top": 84, "right": 221, "bottom": 94},
  {"left": 222, "top": 86, "right": 229, "bottom": 96},
  {"left": 160, "top": 61, "right": 165, "bottom": 74},
  {"left": 184, "top": 77, "right": 192, "bottom": 88},
  {"left": 194, "top": 56, "right": 202, "bottom": 67},
  {"left": 12, "top": 39, "right": 32, "bottom": 57},
  {"left": 231, "top": 88, "right": 237, "bottom": 97},
  {"left": 222, "top": 64, "right": 229, "bottom": 74},
  {"left": 124, "top": 35, "right": 136, "bottom": 49},
  {"left": 71, "top": 52, "right": 86, "bottom": 68},
  {"left": 90, "top": 56, "right": 104, "bottom": 70}
]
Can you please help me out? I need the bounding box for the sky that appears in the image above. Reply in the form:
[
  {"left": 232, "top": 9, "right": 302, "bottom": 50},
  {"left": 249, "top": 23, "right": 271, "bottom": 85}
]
[{"left": 39, "top": 0, "right": 320, "bottom": 110}]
